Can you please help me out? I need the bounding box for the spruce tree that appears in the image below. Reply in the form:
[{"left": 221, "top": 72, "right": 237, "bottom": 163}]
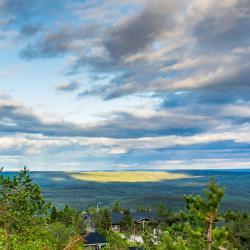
[
  {"left": 0, "top": 167, "right": 51, "bottom": 249},
  {"left": 0, "top": 167, "right": 48, "bottom": 235},
  {"left": 112, "top": 202, "right": 122, "bottom": 213},
  {"left": 50, "top": 206, "right": 58, "bottom": 222},
  {"left": 120, "top": 209, "right": 132, "bottom": 231},
  {"left": 100, "top": 208, "right": 111, "bottom": 231}
]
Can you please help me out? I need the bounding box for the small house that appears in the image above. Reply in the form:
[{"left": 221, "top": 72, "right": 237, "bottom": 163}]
[
  {"left": 110, "top": 211, "right": 157, "bottom": 231},
  {"left": 111, "top": 212, "right": 123, "bottom": 232},
  {"left": 83, "top": 214, "right": 95, "bottom": 232},
  {"left": 84, "top": 232, "right": 107, "bottom": 249},
  {"left": 131, "top": 212, "right": 156, "bottom": 229}
]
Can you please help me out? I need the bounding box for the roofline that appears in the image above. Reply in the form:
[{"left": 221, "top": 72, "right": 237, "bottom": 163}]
[{"left": 84, "top": 243, "right": 107, "bottom": 246}]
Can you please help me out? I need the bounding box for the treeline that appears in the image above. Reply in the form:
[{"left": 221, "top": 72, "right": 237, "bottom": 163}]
[
  {"left": 0, "top": 167, "right": 250, "bottom": 249},
  {"left": 0, "top": 167, "right": 86, "bottom": 249}
]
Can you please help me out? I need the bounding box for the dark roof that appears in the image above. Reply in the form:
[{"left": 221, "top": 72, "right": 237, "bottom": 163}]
[
  {"left": 83, "top": 214, "right": 92, "bottom": 220},
  {"left": 111, "top": 211, "right": 156, "bottom": 225},
  {"left": 128, "top": 247, "right": 143, "bottom": 250},
  {"left": 131, "top": 212, "right": 156, "bottom": 222},
  {"left": 84, "top": 232, "right": 107, "bottom": 245},
  {"left": 111, "top": 212, "right": 123, "bottom": 225}
]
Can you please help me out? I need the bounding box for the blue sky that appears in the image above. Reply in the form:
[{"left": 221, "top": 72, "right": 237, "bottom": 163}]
[{"left": 0, "top": 0, "right": 250, "bottom": 170}]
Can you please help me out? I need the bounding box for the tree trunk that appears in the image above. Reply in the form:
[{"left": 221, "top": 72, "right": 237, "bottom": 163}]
[
  {"left": 63, "top": 235, "right": 84, "bottom": 250},
  {"left": 2, "top": 191, "right": 9, "bottom": 240},
  {"left": 207, "top": 215, "right": 213, "bottom": 250}
]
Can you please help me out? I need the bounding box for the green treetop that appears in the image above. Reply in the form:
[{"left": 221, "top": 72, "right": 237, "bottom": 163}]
[
  {"left": 100, "top": 208, "right": 111, "bottom": 231},
  {"left": 159, "top": 178, "right": 236, "bottom": 250},
  {"left": 120, "top": 209, "right": 133, "bottom": 231},
  {"left": 112, "top": 202, "right": 122, "bottom": 213}
]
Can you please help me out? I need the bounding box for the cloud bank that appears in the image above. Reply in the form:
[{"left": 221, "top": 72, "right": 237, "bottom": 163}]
[{"left": 0, "top": 0, "right": 249, "bottom": 170}]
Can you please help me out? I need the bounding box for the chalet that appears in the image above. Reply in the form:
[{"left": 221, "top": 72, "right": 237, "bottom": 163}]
[
  {"left": 83, "top": 214, "right": 95, "bottom": 232},
  {"left": 131, "top": 211, "right": 157, "bottom": 229},
  {"left": 84, "top": 211, "right": 157, "bottom": 232},
  {"left": 111, "top": 212, "right": 123, "bottom": 232},
  {"left": 110, "top": 211, "right": 156, "bottom": 231},
  {"left": 84, "top": 232, "right": 107, "bottom": 249}
]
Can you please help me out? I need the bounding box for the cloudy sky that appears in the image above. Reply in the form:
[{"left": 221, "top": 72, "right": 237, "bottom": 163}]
[{"left": 0, "top": 0, "right": 250, "bottom": 170}]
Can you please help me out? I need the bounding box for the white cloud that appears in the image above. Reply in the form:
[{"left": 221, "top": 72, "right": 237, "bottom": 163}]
[{"left": 110, "top": 147, "right": 128, "bottom": 154}]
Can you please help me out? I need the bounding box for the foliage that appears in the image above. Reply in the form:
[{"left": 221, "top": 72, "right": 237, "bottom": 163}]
[
  {"left": 0, "top": 226, "right": 53, "bottom": 250},
  {"left": 120, "top": 209, "right": 133, "bottom": 231},
  {"left": 1, "top": 168, "right": 250, "bottom": 249},
  {"left": 0, "top": 167, "right": 85, "bottom": 250},
  {"left": 47, "top": 222, "right": 82, "bottom": 249},
  {"left": 225, "top": 211, "right": 250, "bottom": 249},
  {"left": 159, "top": 178, "right": 236, "bottom": 250},
  {"left": 0, "top": 167, "right": 50, "bottom": 249},
  {"left": 100, "top": 208, "right": 111, "bottom": 231},
  {"left": 142, "top": 229, "right": 157, "bottom": 250},
  {"left": 158, "top": 231, "right": 189, "bottom": 250},
  {"left": 112, "top": 202, "right": 122, "bottom": 213},
  {"left": 102, "top": 231, "right": 129, "bottom": 250},
  {"left": 50, "top": 206, "right": 58, "bottom": 222}
]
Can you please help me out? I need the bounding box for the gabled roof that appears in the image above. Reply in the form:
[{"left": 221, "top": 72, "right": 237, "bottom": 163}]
[
  {"left": 84, "top": 232, "right": 107, "bottom": 245},
  {"left": 111, "top": 212, "right": 123, "bottom": 225},
  {"left": 111, "top": 211, "right": 157, "bottom": 225},
  {"left": 131, "top": 211, "right": 157, "bottom": 222},
  {"left": 83, "top": 214, "right": 92, "bottom": 220}
]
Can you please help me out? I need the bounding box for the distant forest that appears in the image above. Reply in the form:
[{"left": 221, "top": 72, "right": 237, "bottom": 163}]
[{"left": 2, "top": 169, "right": 250, "bottom": 211}]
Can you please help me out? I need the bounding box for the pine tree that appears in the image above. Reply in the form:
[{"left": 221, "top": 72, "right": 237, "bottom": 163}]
[
  {"left": 0, "top": 167, "right": 51, "bottom": 249},
  {"left": 0, "top": 167, "right": 48, "bottom": 234},
  {"left": 183, "top": 178, "right": 225, "bottom": 250},
  {"left": 50, "top": 206, "right": 58, "bottom": 222},
  {"left": 159, "top": 178, "right": 234, "bottom": 250},
  {"left": 120, "top": 209, "right": 132, "bottom": 231},
  {"left": 100, "top": 208, "right": 111, "bottom": 231},
  {"left": 112, "top": 202, "right": 122, "bottom": 213}
]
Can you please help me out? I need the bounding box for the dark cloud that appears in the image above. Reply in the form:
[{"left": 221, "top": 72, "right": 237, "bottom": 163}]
[
  {"left": 0, "top": 99, "right": 84, "bottom": 137},
  {"left": 69, "top": 54, "right": 117, "bottom": 75},
  {"left": 20, "top": 24, "right": 42, "bottom": 37},
  {"left": 193, "top": 0, "right": 250, "bottom": 51},
  {"left": 55, "top": 81, "right": 81, "bottom": 92},
  {"left": 0, "top": 99, "right": 216, "bottom": 139},
  {"left": 105, "top": 1, "right": 178, "bottom": 59},
  {"left": 80, "top": 110, "right": 210, "bottom": 138},
  {"left": 5, "top": 0, "right": 248, "bottom": 106},
  {"left": 75, "top": 0, "right": 250, "bottom": 100},
  {"left": 20, "top": 25, "right": 98, "bottom": 58}
]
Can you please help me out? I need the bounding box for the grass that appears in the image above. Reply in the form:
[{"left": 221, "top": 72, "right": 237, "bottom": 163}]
[{"left": 70, "top": 171, "right": 191, "bottom": 183}]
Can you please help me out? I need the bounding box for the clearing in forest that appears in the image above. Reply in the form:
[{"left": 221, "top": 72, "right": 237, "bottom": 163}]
[{"left": 70, "top": 171, "right": 191, "bottom": 183}]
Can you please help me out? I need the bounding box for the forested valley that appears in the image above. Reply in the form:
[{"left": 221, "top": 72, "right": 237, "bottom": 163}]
[{"left": 0, "top": 168, "right": 250, "bottom": 249}]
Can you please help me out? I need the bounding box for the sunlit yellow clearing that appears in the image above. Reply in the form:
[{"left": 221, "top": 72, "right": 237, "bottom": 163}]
[{"left": 70, "top": 171, "right": 191, "bottom": 183}]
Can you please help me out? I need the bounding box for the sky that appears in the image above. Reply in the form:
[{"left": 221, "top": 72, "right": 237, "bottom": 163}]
[{"left": 0, "top": 0, "right": 250, "bottom": 171}]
